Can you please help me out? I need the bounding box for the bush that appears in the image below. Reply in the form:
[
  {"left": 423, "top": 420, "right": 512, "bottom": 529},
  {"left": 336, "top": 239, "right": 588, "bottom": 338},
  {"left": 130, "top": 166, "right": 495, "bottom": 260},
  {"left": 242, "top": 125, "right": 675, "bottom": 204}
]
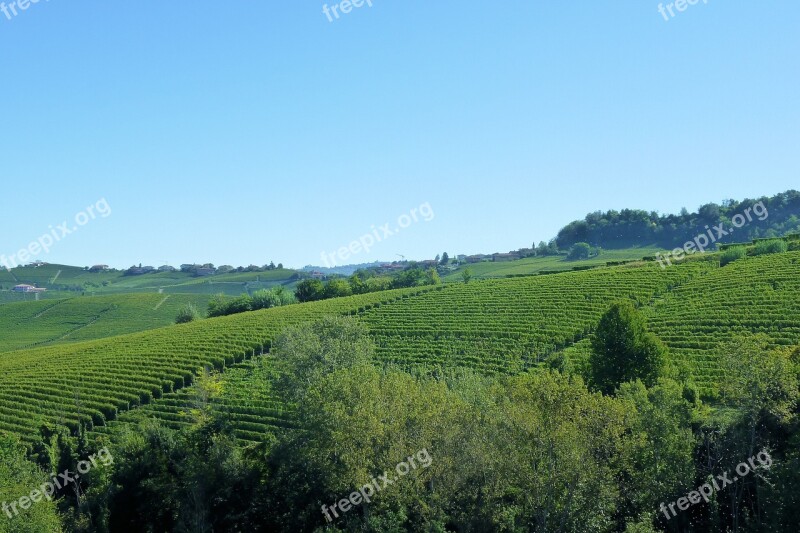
[
  {"left": 568, "top": 242, "right": 593, "bottom": 260},
  {"left": 175, "top": 304, "right": 200, "bottom": 324},
  {"left": 720, "top": 246, "right": 747, "bottom": 266},
  {"left": 251, "top": 287, "right": 294, "bottom": 310},
  {"left": 753, "top": 239, "right": 788, "bottom": 256}
]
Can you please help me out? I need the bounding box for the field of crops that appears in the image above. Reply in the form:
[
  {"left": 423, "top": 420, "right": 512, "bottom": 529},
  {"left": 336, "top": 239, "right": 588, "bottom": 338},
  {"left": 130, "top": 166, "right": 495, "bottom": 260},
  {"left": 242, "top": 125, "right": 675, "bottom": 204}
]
[
  {"left": 0, "top": 293, "right": 225, "bottom": 352},
  {"left": 3, "top": 250, "right": 800, "bottom": 448},
  {"left": 360, "top": 262, "right": 709, "bottom": 373},
  {"left": 90, "top": 358, "right": 290, "bottom": 445},
  {"left": 644, "top": 251, "right": 800, "bottom": 394},
  {"left": 0, "top": 286, "right": 433, "bottom": 444},
  {"left": 441, "top": 247, "right": 661, "bottom": 280},
  {"left": 0, "top": 264, "right": 300, "bottom": 301}
]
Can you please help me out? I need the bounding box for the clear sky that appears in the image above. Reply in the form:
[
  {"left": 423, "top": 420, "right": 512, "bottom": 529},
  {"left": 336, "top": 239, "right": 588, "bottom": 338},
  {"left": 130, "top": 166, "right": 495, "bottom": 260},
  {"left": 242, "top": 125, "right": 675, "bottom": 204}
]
[{"left": 1, "top": 1, "right": 798, "bottom": 269}]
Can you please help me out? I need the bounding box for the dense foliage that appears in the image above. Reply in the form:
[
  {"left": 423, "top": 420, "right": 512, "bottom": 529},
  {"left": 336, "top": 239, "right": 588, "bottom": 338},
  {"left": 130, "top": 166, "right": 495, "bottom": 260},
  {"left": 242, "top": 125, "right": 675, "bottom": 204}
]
[
  {"left": 589, "top": 301, "right": 667, "bottom": 394},
  {"left": 6, "top": 317, "right": 796, "bottom": 532},
  {"left": 556, "top": 190, "right": 800, "bottom": 249}
]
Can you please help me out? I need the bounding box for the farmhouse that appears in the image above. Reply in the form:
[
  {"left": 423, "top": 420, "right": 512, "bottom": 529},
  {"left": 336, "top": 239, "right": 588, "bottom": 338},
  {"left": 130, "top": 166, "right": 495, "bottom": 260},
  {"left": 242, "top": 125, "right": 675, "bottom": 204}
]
[
  {"left": 89, "top": 264, "right": 110, "bottom": 272},
  {"left": 466, "top": 254, "right": 489, "bottom": 263}
]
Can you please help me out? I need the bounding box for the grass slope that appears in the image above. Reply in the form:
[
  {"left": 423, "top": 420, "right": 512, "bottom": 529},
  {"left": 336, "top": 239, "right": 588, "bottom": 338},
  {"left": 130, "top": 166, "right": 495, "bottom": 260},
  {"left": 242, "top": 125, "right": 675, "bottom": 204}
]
[
  {"left": 0, "top": 293, "right": 222, "bottom": 352},
  {"left": 442, "top": 247, "right": 661, "bottom": 280}
]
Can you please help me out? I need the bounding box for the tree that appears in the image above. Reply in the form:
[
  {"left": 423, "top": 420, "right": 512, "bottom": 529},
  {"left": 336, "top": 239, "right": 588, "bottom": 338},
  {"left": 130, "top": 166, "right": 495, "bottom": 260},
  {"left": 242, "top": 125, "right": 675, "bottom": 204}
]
[
  {"left": 426, "top": 267, "right": 441, "bottom": 286},
  {"left": 324, "top": 279, "right": 353, "bottom": 299},
  {"left": 589, "top": 301, "right": 667, "bottom": 394},
  {"left": 567, "top": 242, "right": 592, "bottom": 260},
  {"left": 462, "top": 268, "right": 473, "bottom": 284},
  {"left": 440, "top": 252, "right": 449, "bottom": 265},
  {"left": 295, "top": 279, "right": 325, "bottom": 303},
  {"left": 272, "top": 316, "right": 375, "bottom": 404},
  {"left": 175, "top": 304, "right": 200, "bottom": 324},
  {"left": 0, "top": 434, "right": 62, "bottom": 531}
]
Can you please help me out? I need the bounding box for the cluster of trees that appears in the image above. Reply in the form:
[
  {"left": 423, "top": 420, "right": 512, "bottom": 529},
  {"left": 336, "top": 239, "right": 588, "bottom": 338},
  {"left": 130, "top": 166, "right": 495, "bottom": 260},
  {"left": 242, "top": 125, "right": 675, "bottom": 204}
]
[
  {"left": 556, "top": 190, "right": 800, "bottom": 250},
  {"left": 180, "top": 263, "right": 286, "bottom": 275},
  {"left": 206, "top": 287, "right": 296, "bottom": 318},
  {"left": 5, "top": 308, "right": 800, "bottom": 531},
  {"left": 295, "top": 266, "right": 441, "bottom": 303}
]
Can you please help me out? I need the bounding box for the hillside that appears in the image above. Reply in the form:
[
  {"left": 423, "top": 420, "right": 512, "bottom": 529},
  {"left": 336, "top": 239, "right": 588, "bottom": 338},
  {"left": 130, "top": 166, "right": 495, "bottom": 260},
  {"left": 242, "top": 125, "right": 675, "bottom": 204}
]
[
  {"left": 0, "top": 293, "right": 223, "bottom": 352},
  {"left": 0, "top": 245, "right": 795, "bottom": 449},
  {"left": 441, "top": 247, "right": 660, "bottom": 281},
  {"left": 95, "top": 247, "right": 800, "bottom": 443},
  {"left": 0, "top": 263, "right": 301, "bottom": 303},
  {"left": 0, "top": 286, "right": 434, "bottom": 444}
]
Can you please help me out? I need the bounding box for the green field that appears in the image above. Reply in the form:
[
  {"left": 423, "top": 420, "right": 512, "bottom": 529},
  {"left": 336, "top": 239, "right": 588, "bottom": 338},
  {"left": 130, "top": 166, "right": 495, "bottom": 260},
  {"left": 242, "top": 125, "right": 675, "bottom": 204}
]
[
  {"left": 443, "top": 247, "right": 661, "bottom": 280},
  {"left": 0, "top": 293, "right": 225, "bottom": 352},
  {"left": 1, "top": 248, "right": 799, "bottom": 448},
  {"left": 0, "top": 264, "right": 300, "bottom": 303},
  {"left": 0, "top": 286, "right": 435, "bottom": 444}
]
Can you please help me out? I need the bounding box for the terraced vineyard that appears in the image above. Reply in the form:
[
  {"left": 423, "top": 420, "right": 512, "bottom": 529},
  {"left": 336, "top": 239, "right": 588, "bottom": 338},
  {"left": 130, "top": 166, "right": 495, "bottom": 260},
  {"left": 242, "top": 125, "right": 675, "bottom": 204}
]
[
  {"left": 90, "top": 358, "right": 290, "bottom": 445},
  {"left": 644, "top": 251, "right": 800, "bottom": 395},
  {"left": 3, "top": 252, "right": 799, "bottom": 448},
  {"left": 0, "top": 286, "right": 433, "bottom": 444},
  {"left": 359, "top": 262, "right": 710, "bottom": 373},
  {"left": 0, "top": 293, "right": 221, "bottom": 351}
]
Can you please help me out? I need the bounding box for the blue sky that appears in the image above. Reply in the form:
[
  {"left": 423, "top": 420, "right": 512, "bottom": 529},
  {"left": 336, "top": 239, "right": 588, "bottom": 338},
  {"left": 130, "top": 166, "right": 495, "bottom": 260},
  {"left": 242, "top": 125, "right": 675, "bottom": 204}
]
[{"left": 1, "top": 1, "right": 798, "bottom": 269}]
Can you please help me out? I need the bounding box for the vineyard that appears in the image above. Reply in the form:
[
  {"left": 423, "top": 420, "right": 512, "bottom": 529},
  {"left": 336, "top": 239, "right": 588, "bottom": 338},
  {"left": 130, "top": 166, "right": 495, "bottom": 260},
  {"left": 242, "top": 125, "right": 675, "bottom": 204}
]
[
  {"left": 645, "top": 251, "right": 800, "bottom": 394},
  {"left": 1, "top": 251, "right": 799, "bottom": 447},
  {"left": 0, "top": 286, "right": 433, "bottom": 445},
  {"left": 0, "top": 293, "right": 221, "bottom": 352},
  {"left": 360, "top": 261, "right": 709, "bottom": 373},
  {"left": 90, "top": 358, "right": 290, "bottom": 445}
]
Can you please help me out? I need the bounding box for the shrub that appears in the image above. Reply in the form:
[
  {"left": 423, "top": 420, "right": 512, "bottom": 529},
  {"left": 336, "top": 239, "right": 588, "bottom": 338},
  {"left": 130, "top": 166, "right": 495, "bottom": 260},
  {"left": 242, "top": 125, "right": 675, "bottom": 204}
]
[
  {"left": 720, "top": 246, "right": 747, "bottom": 266},
  {"left": 568, "top": 242, "right": 592, "bottom": 260},
  {"left": 175, "top": 304, "right": 200, "bottom": 324},
  {"left": 753, "top": 239, "right": 788, "bottom": 256}
]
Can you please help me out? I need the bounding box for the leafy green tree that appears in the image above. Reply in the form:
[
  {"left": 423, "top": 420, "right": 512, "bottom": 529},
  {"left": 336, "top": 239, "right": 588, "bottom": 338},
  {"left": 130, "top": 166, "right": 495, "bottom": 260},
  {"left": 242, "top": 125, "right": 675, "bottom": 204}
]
[
  {"left": 323, "top": 278, "right": 353, "bottom": 299},
  {"left": 294, "top": 278, "right": 325, "bottom": 302},
  {"left": 440, "top": 252, "right": 449, "bottom": 265},
  {"left": 0, "top": 434, "right": 62, "bottom": 532},
  {"left": 589, "top": 301, "right": 667, "bottom": 394},
  {"left": 426, "top": 267, "right": 441, "bottom": 285},
  {"left": 272, "top": 316, "right": 375, "bottom": 404},
  {"left": 568, "top": 242, "right": 592, "bottom": 260},
  {"left": 206, "top": 293, "right": 228, "bottom": 317},
  {"left": 462, "top": 268, "right": 473, "bottom": 284},
  {"left": 617, "top": 380, "right": 697, "bottom": 530},
  {"left": 175, "top": 303, "right": 200, "bottom": 324}
]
